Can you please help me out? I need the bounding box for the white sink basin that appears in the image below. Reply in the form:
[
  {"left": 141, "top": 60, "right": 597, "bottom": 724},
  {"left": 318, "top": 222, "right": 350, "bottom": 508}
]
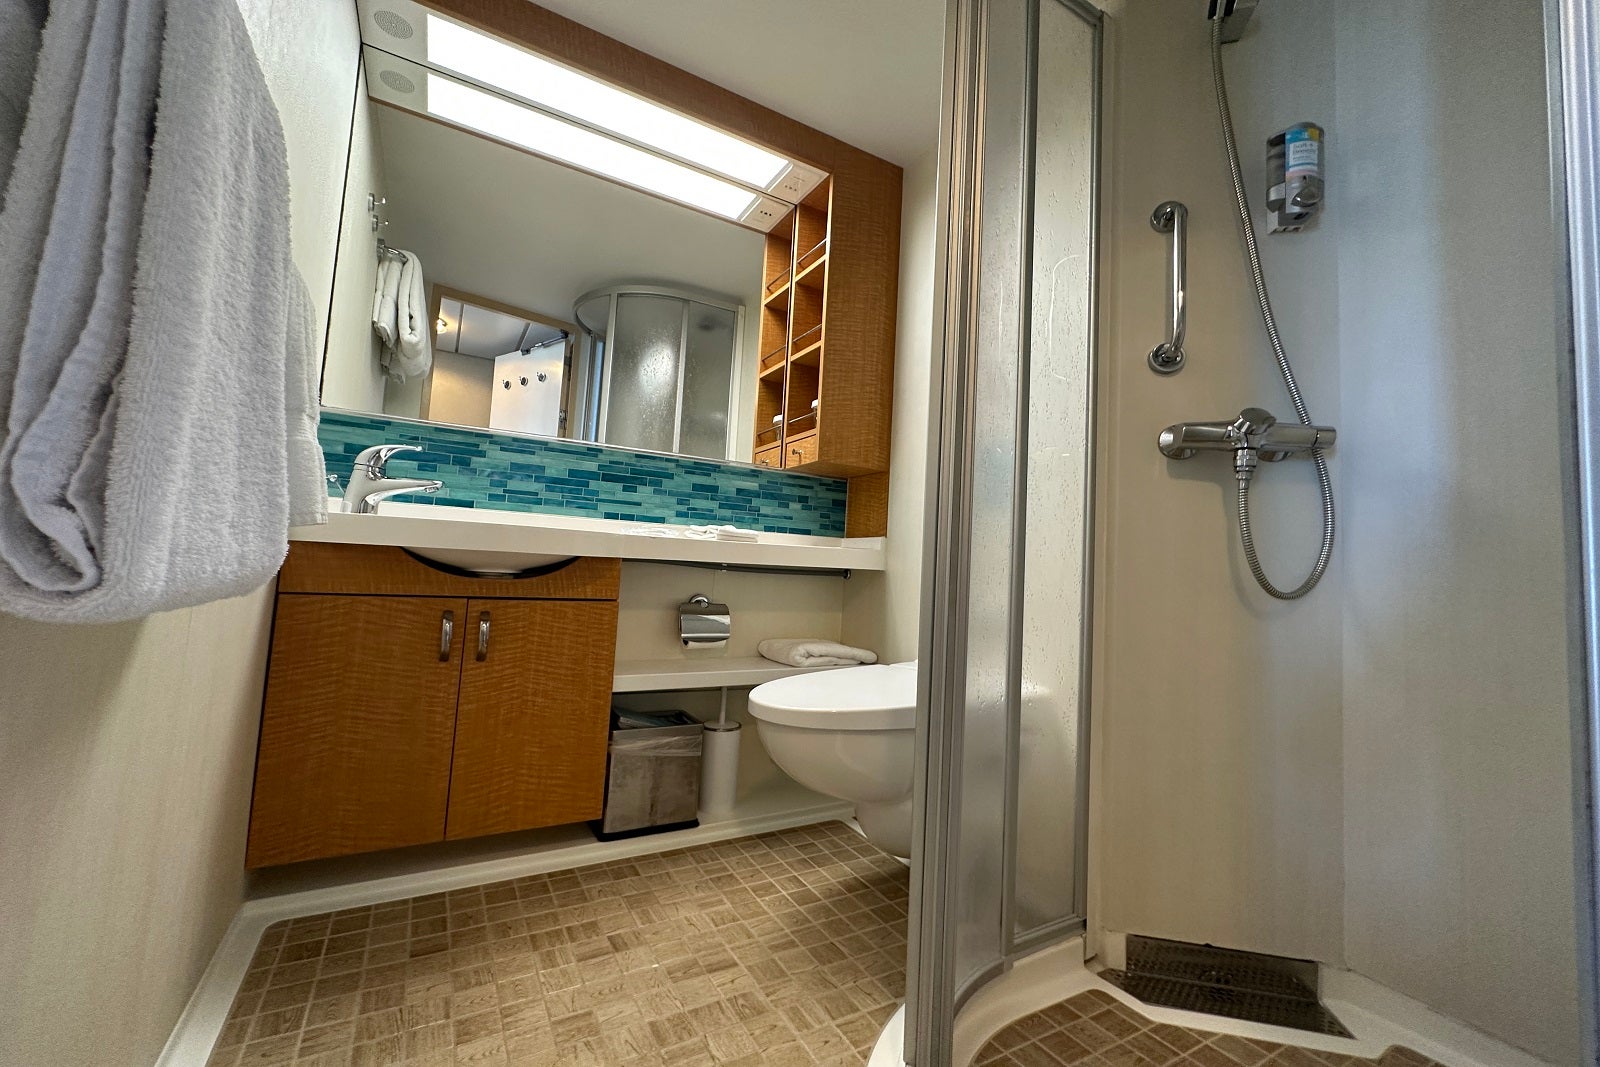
[{"left": 405, "top": 546, "right": 574, "bottom": 575}]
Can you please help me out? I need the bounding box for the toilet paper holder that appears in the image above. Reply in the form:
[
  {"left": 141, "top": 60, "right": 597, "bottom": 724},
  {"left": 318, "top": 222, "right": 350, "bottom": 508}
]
[{"left": 679, "top": 594, "right": 731, "bottom": 648}]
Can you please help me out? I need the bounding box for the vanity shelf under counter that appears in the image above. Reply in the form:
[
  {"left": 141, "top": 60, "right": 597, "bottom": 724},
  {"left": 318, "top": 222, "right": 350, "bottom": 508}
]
[{"left": 612, "top": 656, "right": 848, "bottom": 693}]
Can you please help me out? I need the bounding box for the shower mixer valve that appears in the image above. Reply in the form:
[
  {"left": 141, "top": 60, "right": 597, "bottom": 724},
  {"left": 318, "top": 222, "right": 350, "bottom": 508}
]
[{"left": 1158, "top": 407, "right": 1335, "bottom": 482}]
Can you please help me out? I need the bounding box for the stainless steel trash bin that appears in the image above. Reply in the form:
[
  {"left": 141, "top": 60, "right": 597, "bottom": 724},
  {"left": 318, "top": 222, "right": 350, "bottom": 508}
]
[{"left": 594, "top": 710, "right": 704, "bottom": 840}]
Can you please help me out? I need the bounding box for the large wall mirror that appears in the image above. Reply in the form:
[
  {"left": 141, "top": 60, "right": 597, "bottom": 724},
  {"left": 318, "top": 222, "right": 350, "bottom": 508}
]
[{"left": 319, "top": 0, "right": 870, "bottom": 467}]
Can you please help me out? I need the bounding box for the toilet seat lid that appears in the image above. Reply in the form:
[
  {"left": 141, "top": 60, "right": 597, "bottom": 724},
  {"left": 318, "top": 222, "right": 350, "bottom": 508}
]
[{"left": 748, "top": 663, "right": 917, "bottom": 731}]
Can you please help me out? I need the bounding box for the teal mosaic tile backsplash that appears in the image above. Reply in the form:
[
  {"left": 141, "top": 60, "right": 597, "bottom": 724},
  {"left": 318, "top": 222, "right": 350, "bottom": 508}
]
[{"left": 319, "top": 410, "right": 848, "bottom": 536}]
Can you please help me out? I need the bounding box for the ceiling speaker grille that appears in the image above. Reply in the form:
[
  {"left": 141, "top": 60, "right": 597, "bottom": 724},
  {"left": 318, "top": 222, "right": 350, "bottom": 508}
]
[
  {"left": 372, "top": 9, "right": 415, "bottom": 39},
  {"left": 378, "top": 68, "right": 416, "bottom": 94}
]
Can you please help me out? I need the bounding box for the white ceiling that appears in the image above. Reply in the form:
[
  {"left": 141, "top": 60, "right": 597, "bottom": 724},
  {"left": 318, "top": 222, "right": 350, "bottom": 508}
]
[
  {"left": 437, "top": 297, "right": 567, "bottom": 359},
  {"left": 529, "top": 0, "right": 947, "bottom": 168},
  {"left": 378, "top": 106, "right": 763, "bottom": 327}
]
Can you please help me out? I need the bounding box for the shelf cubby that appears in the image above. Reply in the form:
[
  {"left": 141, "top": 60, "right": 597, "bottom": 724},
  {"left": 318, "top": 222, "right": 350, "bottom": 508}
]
[
  {"left": 742, "top": 162, "right": 896, "bottom": 530},
  {"left": 762, "top": 209, "right": 795, "bottom": 294}
]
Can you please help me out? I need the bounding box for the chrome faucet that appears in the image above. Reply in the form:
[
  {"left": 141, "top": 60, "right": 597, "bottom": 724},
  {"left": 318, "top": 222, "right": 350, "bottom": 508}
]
[
  {"left": 1158, "top": 406, "right": 1335, "bottom": 483},
  {"left": 344, "top": 444, "right": 443, "bottom": 514}
]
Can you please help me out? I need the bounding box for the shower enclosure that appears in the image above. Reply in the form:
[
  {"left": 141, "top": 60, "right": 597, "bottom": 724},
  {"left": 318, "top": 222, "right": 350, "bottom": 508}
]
[
  {"left": 907, "top": 0, "right": 1600, "bottom": 1062},
  {"left": 910, "top": 0, "right": 1100, "bottom": 1060},
  {"left": 572, "top": 285, "right": 744, "bottom": 460}
]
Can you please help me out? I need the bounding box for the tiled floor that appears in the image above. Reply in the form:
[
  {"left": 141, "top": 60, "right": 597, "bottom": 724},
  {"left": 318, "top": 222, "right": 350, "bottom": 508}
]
[
  {"left": 209, "top": 821, "right": 908, "bottom": 1067},
  {"left": 974, "top": 989, "right": 1448, "bottom": 1067}
]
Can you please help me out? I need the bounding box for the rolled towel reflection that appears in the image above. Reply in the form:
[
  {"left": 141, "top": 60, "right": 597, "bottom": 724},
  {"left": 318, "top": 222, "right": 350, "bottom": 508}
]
[
  {"left": 758, "top": 639, "right": 879, "bottom": 668},
  {"left": 685, "top": 524, "right": 759, "bottom": 542}
]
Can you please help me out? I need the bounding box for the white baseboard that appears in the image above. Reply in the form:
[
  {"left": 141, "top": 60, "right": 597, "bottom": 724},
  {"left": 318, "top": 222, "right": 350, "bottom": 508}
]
[
  {"left": 155, "top": 908, "right": 271, "bottom": 1067},
  {"left": 154, "top": 799, "right": 851, "bottom": 1067}
]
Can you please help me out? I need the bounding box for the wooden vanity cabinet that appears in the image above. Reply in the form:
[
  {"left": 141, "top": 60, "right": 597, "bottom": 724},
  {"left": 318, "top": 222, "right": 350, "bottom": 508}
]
[
  {"left": 246, "top": 595, "right": 464, "bottom": 867},
  {"left": 244, "top": 545, "right": 621, "bottom": 868}
]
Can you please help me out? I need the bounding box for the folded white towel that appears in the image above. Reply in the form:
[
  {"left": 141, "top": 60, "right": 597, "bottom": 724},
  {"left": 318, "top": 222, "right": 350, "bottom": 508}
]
[
  {"left": 758, "top": 639, "right": 878, "bottom": 668},
  {"left": 371, "top": 252, "right": 401, "bottom": 348},
  {"left": 685, "top": 523, "right": 759, "bottom": 542},
  {"left": 392, "top": 250, "right": 431, "bottom": 379}
]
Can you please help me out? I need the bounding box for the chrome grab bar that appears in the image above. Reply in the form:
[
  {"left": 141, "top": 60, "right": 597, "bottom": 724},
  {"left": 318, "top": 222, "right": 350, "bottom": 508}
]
[{"left": 1148, "top": 200, "right": 1188, "bottom": 375}]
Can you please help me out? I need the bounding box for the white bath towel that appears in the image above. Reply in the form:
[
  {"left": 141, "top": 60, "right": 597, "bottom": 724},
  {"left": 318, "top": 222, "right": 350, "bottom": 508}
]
[
  {"left": 373, "top": 248, "right": 431, "bottom": 382},
  {"left": 391, "top": 250, "right": 432, "bottom": 380},
  {"left": 758, "top": 639, "right": 879, "bottom": 668},
  {"left": 371, "top": 251, "right": 402, "bottom": 348},
  {"left": 0, "top": 0, "right": 326, "bottom": 623},
  {"left": 0, "top": 0, "right": 44, "bottom": 197}
]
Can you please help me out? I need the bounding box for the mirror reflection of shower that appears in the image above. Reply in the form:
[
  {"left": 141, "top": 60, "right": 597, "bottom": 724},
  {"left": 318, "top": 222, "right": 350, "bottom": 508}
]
[
  {"left": 574, "top": 285, "right": 744, "bottom": 461},
  {"left": 489, "top": 336, "right": 567, "bottom": 438},
  {"left": 430, "top": 291, "right": 574, "bottom": 438}
]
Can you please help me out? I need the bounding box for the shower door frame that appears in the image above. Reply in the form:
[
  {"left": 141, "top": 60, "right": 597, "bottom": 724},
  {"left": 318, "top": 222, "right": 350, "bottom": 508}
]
[
  {"left": 1548, "top": 0, "right": 1600, "bottom": 1063},
  {"left": 907, "top": 0, "right": 1103, "bottom": 1060}
]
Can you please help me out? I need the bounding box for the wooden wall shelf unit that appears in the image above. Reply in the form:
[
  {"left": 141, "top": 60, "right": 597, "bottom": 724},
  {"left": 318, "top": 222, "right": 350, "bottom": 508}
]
[
  {"left": 426, "top": 0, "right": 902, "bottom": 536},
  {"left": 753, "top": 158, "right": 893, "bottom": 488},
  {"left": 244, "top": 544, "right": 620, "bottom": 868}
]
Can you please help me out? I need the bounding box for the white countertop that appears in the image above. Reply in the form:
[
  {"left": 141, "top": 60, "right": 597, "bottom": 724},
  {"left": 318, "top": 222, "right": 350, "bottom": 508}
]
[{"left": 290, "top": 500, "right": 885, "bottom": 573}]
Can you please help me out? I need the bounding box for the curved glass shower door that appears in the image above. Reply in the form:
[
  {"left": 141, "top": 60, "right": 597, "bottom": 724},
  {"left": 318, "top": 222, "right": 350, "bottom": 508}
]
[
  {"left": 572, "top": 286, "right": 743, "bottom": 460},
  {"left": 909, "top": 0, "right": 1100, "bottom": 1061}
]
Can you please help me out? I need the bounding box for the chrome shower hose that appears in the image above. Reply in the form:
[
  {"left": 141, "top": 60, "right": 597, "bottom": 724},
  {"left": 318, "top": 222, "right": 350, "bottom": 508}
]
[{"left": 1210, "top": 18, "right": 1335, "bottom": 600}]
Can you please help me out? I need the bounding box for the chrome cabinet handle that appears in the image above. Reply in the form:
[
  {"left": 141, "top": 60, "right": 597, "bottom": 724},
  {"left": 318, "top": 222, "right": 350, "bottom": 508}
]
[
  {"left": 1148, "top": 200, "right": 1188, "bottom": 375},
  {"left": 476, "top": 610, "right": 491, "bottom": 661},
  {"left": 439, "top": 610, "right": 454, "bottom": 661}
]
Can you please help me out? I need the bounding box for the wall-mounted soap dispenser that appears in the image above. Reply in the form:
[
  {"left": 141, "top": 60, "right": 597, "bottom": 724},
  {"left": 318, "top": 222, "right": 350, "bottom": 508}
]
[
  {"left": 1266, "top": 122, "right": 1324, "bottom": 233},
  {"left": 679, "top": 594, "right": 731, "bottom": 649}
]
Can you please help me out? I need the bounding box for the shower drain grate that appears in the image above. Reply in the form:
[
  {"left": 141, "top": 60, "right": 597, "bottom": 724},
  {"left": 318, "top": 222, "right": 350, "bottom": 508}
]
[{"left": 1103, "top": 935, "right": 1352, "bottom": 1037}]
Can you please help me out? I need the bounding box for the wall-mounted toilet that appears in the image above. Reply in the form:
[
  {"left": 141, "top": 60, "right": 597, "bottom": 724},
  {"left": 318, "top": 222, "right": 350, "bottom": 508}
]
[{"left": 748, "top": 662, "right": 917, "bottom": 858}]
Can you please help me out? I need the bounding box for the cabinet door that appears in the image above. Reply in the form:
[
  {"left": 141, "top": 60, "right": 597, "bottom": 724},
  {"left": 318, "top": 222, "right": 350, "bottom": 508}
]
[
  {"left": 246, "top": 595, "right": 466, "bottom": 867},
  {"left": 446, "top": 599, "right": 619, "bottom": 839}
]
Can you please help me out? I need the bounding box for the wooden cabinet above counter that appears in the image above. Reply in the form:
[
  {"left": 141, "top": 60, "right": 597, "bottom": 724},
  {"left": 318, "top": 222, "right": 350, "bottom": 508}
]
[
  {"left": 753, "top": 174, "right": 900, "bottom": 488},
  {"left": 245, "top": 544, "right": 620, "bottom": 868}
]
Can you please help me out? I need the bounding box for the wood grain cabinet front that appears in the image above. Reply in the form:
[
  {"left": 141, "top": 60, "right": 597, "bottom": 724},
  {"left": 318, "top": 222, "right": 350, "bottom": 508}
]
[
  {"left": 245, "top": 548, "right": 622, "bottom": 868},
  {"left": 445, "top": 599, "right": 619, "bottom": 840},
  {"left": 245, "top": 595, "right": 465, "bottom": 868}
]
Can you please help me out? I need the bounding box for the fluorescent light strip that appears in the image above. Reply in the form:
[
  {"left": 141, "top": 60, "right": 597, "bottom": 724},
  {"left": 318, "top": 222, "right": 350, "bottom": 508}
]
[
  {"left": 425, "top": 15, "right": 788, "bottom": 190},
  {"left": 426, "top": 76, "right": 759, "bottom": 220}
]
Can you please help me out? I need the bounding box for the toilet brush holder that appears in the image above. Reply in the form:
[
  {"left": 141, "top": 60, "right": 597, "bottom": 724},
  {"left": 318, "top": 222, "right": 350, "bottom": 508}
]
[{"left": 699, "top": 721, "right": 741, "bottom": 818}]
